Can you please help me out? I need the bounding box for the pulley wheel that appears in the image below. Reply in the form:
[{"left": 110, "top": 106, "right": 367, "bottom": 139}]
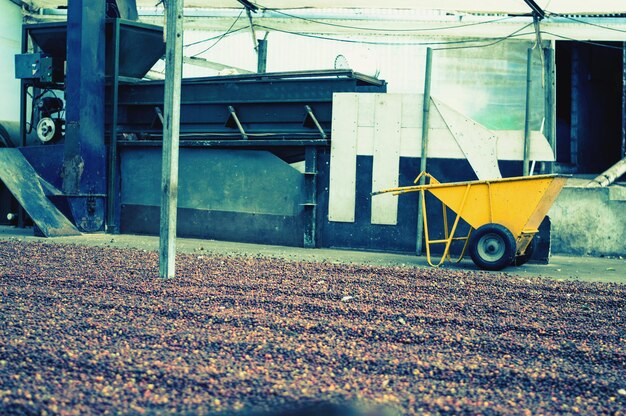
[{"left": 36, "top": 117, "right": 56, "bottom": 143}]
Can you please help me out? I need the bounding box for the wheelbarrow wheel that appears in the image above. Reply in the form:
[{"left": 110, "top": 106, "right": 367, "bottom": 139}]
[{"left": 468, "top": 223, "right": 516, "bottom": 271}]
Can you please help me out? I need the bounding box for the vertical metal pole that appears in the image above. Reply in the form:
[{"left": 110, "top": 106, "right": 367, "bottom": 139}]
[
  {"left": 19, "top": 25, "right": 27, "bottom": 148},
  {"left": 622, "top": 42, "right": 626, "bottom": 158},
  {"left": 570, "top": 47, "right": 580, "bottom": 167},
  {"left": 257, "top": 39, "right": 267, "bottom": 73},
  {"left": 523, "top": 48, "right": 533, "bottom": 176},
  {"left": 416, "top": 47, "right": 432, "bottom": 255},
  {"left": 107, "top": 19, "right": 122, "bottom": 234},
  {"left": 303, "top": 146, "right": 317, "bottom": 248},
  {"left": 17, "top": 26, "right": 28, "bottom": 229},
  {"left": 544, "top": 44, "right": 557, "bottom": 173},
  {"left": 622, "top": 41, "right": 626, "bottom": 158},
  {"left": 159, "top": 0, "right": 184, "bottom": 279}
]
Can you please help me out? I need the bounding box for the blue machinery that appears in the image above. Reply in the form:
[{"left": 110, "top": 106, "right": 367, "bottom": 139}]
[{"left": 6, "top": 1, "right": 393, "bottom": 250}]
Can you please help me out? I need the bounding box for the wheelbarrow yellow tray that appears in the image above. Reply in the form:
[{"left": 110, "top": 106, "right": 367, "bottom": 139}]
[{"left": 374, "top": 172, "right": 568, "bottom": 271}]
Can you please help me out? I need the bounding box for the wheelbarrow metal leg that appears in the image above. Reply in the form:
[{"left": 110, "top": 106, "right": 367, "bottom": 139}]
[{"left": 424, "top": 183, "right": 472, "bottom": 267}]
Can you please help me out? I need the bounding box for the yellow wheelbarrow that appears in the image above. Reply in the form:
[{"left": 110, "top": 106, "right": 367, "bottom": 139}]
[{"left": 373, "top": 172, "right": 568, "bottom": 271}]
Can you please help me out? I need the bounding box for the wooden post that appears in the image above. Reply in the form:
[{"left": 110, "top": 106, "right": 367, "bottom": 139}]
[
  {"left": 416, "top": 47, "right": 432, "bottom": 255},
  {"left": 523, "top": 48, "right": 533, "bottom": 176},
  {"left": 257, "top": 38, "right": 267, "bottom": 73},
  {"left": 544, "top": 44, "right": 557, "bottom": 173},
  {"left": 159, "top": 0, "right": 184, "bottom": 279}
]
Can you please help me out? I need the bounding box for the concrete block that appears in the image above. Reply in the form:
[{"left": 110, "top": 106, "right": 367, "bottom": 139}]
[
  {"left": 608, "top": 186, "right": 626, "bottom": 201},
  {"left": 549, "top": 186, "right": 626, "bottom": 257}
]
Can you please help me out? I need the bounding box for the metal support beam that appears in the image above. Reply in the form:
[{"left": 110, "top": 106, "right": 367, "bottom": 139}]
[
  {"left": 622, "top": 41, "right": 626, "bottom": 158},
  {"left": 63, "top": 0, "right": 107, "bottom": 232},
  {"left": 159, "top": 0, "right": 184, "bottom": 279},
  {"left": 416, "top": 47, "right": 432, "bottom": 255},
  {"left": 570, "top": 47, "right": 580, "bottom": 167},
  {"left": 304, "top": 105, "right": 327, "bottom": 139},
  {"left": 107, "top": 19, "right": 122, "bottom": 234},
  {"left": 226, "top": 106, "right": 248, "bottom": 139},
  {"left": 523, "top": 48, "right": 533, "bottom": 176},
  {"left": 544, "top": 44, "right": 557, "bottom": 173},
  {"left": 118, "top": 139, "right": 329, "bottom": 148},
  {"left": 303, "top": 146, "right": 318, "bottom": 248},
  {"left": 17, "top": 25, "right": 29, "bottom": 229}
]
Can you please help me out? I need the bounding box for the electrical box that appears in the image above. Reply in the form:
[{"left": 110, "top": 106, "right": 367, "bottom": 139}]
[{"left": 15, "top": 53, "right": 64, "bottom": 84}]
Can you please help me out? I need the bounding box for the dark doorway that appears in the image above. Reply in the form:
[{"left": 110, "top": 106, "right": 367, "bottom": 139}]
[{"left": 555, "top": 41, "right": 623, "bottom": 173}]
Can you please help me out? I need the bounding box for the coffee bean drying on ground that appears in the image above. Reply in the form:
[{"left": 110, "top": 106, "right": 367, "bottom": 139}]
[{"left": 1, "top": 241, "right": 624, "bottom": 415}]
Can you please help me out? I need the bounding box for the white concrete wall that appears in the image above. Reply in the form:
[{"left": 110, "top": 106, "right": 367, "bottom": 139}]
[
  {"left": 0, "top": 1, "right": 22, "bottom": 122},
  {"left": 549, "top": 184, "right": 626, "bottom": 257}
]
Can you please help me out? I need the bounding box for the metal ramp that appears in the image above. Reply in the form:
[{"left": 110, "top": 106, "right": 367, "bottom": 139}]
[{"left": 0, "top": 148, "right": 80, "bottom": 237}]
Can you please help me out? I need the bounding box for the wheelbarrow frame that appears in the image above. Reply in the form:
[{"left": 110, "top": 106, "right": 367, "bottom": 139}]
[{"left": 374, "top": 172, "right": 568, "bottom": 270}]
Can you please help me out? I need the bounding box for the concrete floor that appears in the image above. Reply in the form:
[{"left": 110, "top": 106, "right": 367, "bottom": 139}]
[{"left": 0, "top": 225, "right": 624, "bottom": 284}]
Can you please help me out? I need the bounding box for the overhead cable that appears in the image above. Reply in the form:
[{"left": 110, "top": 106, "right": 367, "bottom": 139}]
[
  {"left": 433, "top": 23, "right": 535, "bottom": 51},
  {"left": 190, "top": 8, "right": 246, "bottom": 56},
  {"left": 184, "top": 26, "right": 248, "bottom": 48},
  {"left": 255, "top": 23, "right": 536, "bottom": 48},
  {"left": 540, "top": 31, "right": 625, "bottom": 50}
]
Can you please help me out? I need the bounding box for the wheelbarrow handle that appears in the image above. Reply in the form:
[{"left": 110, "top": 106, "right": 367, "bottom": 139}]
[
  {"left": 413, "top": 171, "right": 441, "bottom": 185},
  {"left": 372, "top": 171, "right": 441, "bottom": 196},
  {"left": 371, "top": 187, "right": 422, "bottom": 196}
]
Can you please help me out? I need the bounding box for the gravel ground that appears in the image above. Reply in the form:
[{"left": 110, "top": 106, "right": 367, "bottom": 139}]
[{"left": 1, "top": 241, "right": 625, "bottom": 415}]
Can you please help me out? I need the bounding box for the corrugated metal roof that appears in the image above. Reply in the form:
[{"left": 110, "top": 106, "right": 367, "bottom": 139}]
[{"left": 25, "top": 0, "right": 626, "bottom": 15}]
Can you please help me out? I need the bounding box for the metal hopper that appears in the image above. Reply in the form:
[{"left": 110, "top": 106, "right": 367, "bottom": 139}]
[{"left": 27, "top": 20, "right": 164, "bottom": 79}]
